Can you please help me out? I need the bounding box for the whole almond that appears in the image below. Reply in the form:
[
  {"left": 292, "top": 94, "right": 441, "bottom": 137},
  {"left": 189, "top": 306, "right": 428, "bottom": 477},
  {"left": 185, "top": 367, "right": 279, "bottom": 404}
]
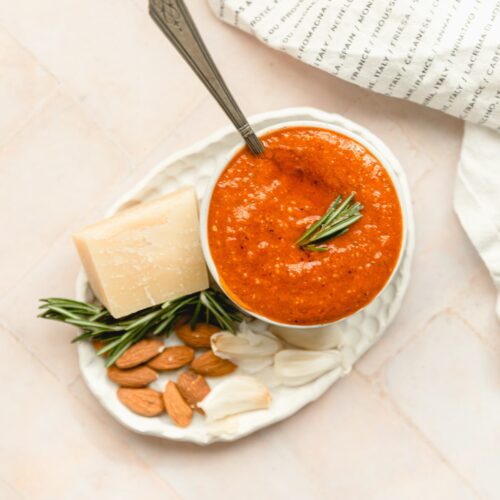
[
  {"left": 147, "top": 346, "right": 194, "bottom": 371},
  {"left": 177, "top": 370, "right": 210, "bottom": 411},
  {"left": 108, "top": 365, "right": 158, "bottom": 387},
  {"left": 176, "top": 323, "right": 220, "bottom": 348},
  {"left": 116, "top": 339, "right": 164, "bottom": 369},
  {"left": 191, "top": 351, "right": 237, "bottom": 377},
  {"left": 163, "top": 381, "right": 193, "bottom": 428},
  {"left": 117, "top": 387, "right": 164, "bottom": 417}
]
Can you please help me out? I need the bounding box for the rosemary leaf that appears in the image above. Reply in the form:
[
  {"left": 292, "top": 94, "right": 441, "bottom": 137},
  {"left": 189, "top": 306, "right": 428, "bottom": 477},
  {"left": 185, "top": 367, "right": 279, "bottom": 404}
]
[
  {"left": 295, "top": 195, "right": 341, "bottom": 246},
  {"left": 303, "top": 244, "right": 329, "bottom": 252},
  {"left": 39, "top": 289, "right": 243, "bottom": 367},
  {"left": 296, "top": 192, "right": 363, "bottom": 252}
]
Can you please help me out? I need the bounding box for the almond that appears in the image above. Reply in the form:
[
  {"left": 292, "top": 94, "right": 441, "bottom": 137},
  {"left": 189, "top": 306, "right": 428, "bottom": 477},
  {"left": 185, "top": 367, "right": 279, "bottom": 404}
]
[
  {"left": 176, "top": 323, "right": 220, "bottom": 348},
  {"left": 173, "top": 313, "right": 190, "bottom": 328},
  {"left": 117, "top": 387, "right": 164, "bottom": 417},
  {"left": 92, "top": 339, "right": 108, "bottom": 356},
  {"left": 177, "top": 370, "right": 210, "bottom": 412},
  {"left": 115, "top": 338, "right": 164, "bottom": 369},
  {"left": 147, "top": 345, "right": 194, "bottom": 371},
  {"left": 108, "top": 365, "right": 158, "bottom": 387},
  {"left": 191, "top": 350, "right": 237, "bottom": 377},
  {"left": 163, "top": 381, "right": 193, "bottom": 428}
]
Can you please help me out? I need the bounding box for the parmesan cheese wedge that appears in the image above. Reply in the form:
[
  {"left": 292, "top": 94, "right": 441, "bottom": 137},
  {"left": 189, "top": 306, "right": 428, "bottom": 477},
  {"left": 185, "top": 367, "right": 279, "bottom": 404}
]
[{"left": 73, "top": 188, "right": 209, "bottom": 318}]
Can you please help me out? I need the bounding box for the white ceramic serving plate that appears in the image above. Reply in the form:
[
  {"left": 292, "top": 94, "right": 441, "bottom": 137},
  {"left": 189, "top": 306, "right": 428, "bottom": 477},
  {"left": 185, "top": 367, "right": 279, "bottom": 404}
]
[
  {"left": 76, "top": 107, "right": 415, "bottom": 445},
  {"left": 199, "top": 120, "right": 409, "bottom": 329}
]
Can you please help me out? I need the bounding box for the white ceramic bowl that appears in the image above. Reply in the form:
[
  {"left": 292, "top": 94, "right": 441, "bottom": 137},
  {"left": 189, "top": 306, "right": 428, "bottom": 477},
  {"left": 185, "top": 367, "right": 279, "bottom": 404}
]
[{"left": 200, "top": 120, "right": 409, "bottom": 329}]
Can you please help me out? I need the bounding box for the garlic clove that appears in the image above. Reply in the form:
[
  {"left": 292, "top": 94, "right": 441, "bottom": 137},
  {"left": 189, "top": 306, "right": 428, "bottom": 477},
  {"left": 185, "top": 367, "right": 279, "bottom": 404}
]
[
  {"left": 270, "top": 325, "right": 342, "bottom": 350},
  {"left": 198, "top": 376, "right": 272, "bottom": 422},
  {"left": 236, "top": 356, "right": 273, "bottom": 374},
  {"left": 211, "top": 324, "right": 281, "bottom": 361},
  {"left": 252, "top": 365, "right": 282, "bottom": 389},
  {"left": 274, "top": 349, "right": 342, "bottom": 386}
]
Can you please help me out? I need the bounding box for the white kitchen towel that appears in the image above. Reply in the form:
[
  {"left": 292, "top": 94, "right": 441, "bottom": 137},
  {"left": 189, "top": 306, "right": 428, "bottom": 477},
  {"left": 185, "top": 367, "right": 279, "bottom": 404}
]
[
  {"left": 455, "top": 124, "right": 500, "bottom": 318},
  {"left": 209, "top": 0, "right": 500, "bottom": 318}
]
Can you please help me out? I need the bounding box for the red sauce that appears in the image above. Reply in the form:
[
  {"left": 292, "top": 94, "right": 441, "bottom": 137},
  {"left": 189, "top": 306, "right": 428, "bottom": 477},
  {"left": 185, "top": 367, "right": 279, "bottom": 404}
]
[{"left": 208, "top": 127, "right": 403, "bottom": 325}]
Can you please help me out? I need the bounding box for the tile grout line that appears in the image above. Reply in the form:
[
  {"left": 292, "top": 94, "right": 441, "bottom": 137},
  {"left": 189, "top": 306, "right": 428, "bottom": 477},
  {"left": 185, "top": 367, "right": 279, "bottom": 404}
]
[
  {"left": 356, "top": 308, "right": 490, "bottom": 499},
  {"left": 117, "top": 0, "right": 226, "bottom": 166},
  {"left": 0, "top": 85, "right": 60, "bottom": 152},
  {"left": 394, "top": 114, "right": 464, "bottom": 175},
  {"left": 450, "top": 307, "right": 500, "bottom": 356},
  {"left": 355, "top": 368, "right": 485, "bottom": 499},
  {"left": 0, "top": 216, "right": 92, "bottom": 311},
  {"left": 0, "top": 22, "right": 62, "bottom": 85},
  {"left": 0, "top": 320, "right": 64, "bottom": 383},
  {"left": 1, "top": 325, "right": 183, "bottom": 499},
  {"left": 127, "top": 0, "right": 147, "bottom": 13},
  {"left": 447, "top": 273, "right": 500, "bottom": 355},
  {"left": 0, "top": 475, "right": 26, "bottom": 500},
  {"left": 361, "top": 263, "right": 494, "bottom": 380},
  {"left": 360, "top": 308, "right": 442, "bottom": 382},
  {"left": 0, "top": 25, "right": 136, "bottom": 163},
  {"left": 1, "top": 18, "right": 136, "bottom": 163},
  {"left": 67, "top": 375, "right": 184, "bottom": 500},
  {"left": 131, "top": 92, "right": 210, "bottom": 167},
  {"left": 67, "top": 70, "right": 206, "bottom": 166},
  {"left": 0, "top": 145, "right": 148, "bottom": 312},
  {"left": 65, "top": 91, "right": 137, "bottom": 165},
  {"left": 410, "top": 156, "right": 457, "bottom": 198},
  {"left": 2, "top": 0, "right": 210, "bottom": 166}
]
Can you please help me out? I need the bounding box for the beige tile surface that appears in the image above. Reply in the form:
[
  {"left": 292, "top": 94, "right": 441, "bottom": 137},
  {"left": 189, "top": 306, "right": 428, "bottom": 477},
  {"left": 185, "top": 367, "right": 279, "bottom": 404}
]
[
  {"left": 0, "top": 236, "right": 82, "bottom": 383},
  {"left": 385, "top": 313, "right": 500, "bottom": 499},
  {"left": 276, "top": 373, "right": 478, "bottom": 500},
  {"left": 0, "top": 478, "right": 23, "bottom": 500},
  {"left": 0, "top": 27, "right": 58, "bottom": 148},
  {"left": 0, "top": 327, "right": 179, "bottom": 500},
  {"left": 0, "top": 0, "right": 206, "bottom": 159},
  {"left": 0, "top": 0, "right": 498, "bottom": 499},
  {"left": 452, "top": 270, "right": 500, "bottom": 356},
  {"left": 0, "top": 90, "right": 131, "bottom": 298}
]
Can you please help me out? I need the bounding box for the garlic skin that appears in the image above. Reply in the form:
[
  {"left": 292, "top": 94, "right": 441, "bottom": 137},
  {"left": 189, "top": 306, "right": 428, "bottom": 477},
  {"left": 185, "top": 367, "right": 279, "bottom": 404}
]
[
  {"left": 199, "top": 376, "right": 272, "bottom": 422},
  {"left": 274, "top": 349, "right": 342, "bottom": 386},
  {"left": 211, "top": 323, "right": 281, "bottom": 364},
  {"left": 270, "top": 325, "right": 342, "bottom": 350},
  {"left": 252, "top": 365, "right": 282, "bottom": 389},
  {"left": 235, "top": 357, "right": 273, "bottom": 374}
]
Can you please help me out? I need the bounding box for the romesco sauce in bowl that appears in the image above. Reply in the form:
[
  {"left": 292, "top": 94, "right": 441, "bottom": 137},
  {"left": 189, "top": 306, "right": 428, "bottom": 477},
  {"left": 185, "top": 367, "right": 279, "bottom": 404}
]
[{"left": 202, "top": 123, "right": 405, "bottom": 327}]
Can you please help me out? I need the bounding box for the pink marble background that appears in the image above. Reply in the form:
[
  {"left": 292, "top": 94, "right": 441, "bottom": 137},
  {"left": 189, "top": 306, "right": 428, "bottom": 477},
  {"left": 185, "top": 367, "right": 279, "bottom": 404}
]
[{"left": 0, "top": 1, "right": 498, "bottom": 499}]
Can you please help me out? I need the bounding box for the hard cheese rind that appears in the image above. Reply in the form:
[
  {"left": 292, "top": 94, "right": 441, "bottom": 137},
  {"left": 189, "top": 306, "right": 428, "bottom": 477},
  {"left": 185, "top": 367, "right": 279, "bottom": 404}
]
[{"left": 73, "top": 188, "right": 209, "bottom": 318}]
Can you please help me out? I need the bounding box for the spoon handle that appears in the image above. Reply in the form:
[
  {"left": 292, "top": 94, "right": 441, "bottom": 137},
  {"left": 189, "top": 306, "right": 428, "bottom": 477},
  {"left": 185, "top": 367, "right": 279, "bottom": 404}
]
[{"left": 149, "top": 0, "right": 265, "bottom": 155}]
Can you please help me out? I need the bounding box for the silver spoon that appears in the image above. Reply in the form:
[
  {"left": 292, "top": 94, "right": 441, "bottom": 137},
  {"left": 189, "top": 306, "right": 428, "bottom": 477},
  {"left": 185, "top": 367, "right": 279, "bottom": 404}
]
[{"left": 149, "top": 0, "right": 265, "bottom": 156}]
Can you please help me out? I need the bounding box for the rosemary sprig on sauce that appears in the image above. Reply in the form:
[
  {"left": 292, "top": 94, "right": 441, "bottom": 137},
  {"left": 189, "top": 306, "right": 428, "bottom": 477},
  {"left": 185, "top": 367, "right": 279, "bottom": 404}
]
[
  {"left": 296, "top": 192, "right": 363, "bottom": 252},
  {"left": 38, "top": 289, "right": 242, "bottom": 367}
]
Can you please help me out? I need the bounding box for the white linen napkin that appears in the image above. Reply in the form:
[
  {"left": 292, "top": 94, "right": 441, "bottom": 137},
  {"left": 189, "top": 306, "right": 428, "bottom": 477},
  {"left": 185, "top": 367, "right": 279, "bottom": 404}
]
[
  {"left": 455, "top": 124, "right": 500, "bottom": 318},
  {"left": 209, "top": 0, "right": 500, "bottom": 319}
]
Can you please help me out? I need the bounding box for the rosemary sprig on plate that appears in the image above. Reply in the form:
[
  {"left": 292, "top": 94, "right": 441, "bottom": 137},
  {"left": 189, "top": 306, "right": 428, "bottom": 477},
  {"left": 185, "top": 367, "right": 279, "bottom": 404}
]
[
  {"left": 296, "top": 192, "right": 363, "bottom": 252},
  {"left": 39, "top": 289, "right": 242, "bottom": 367}
]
